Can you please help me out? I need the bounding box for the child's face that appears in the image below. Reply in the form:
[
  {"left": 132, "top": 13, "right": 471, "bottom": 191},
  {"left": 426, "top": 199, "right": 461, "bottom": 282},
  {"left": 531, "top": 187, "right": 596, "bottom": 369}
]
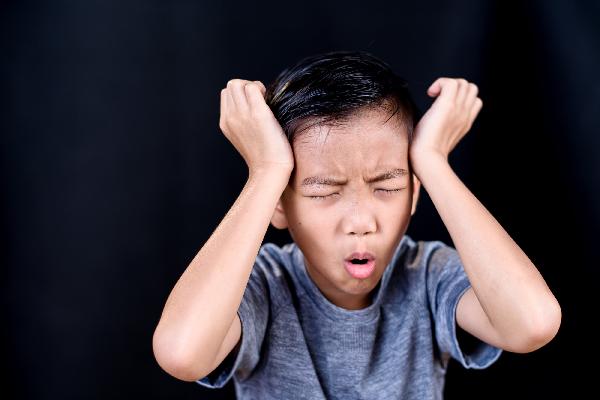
[{"left": 271, "top": 106, "right": 421, "bottom": 310}]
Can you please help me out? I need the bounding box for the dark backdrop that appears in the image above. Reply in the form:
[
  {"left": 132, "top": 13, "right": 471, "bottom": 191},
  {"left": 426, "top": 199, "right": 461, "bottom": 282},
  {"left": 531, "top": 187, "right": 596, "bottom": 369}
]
[{"left": 2, "top": 0, "right": 598, "bottom": 399}]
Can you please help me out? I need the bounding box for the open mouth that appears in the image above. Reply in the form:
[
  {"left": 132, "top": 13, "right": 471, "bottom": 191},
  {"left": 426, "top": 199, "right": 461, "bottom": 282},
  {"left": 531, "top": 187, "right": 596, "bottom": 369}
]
[
  {"left": 345, "top": 251, "right": 375, "bottom": 263},
  {"left": 344, "top": 251, "right": 377, "bottom": 279},
  {"left": 350, "top": 258, "right": 369, "bottom": 265}
]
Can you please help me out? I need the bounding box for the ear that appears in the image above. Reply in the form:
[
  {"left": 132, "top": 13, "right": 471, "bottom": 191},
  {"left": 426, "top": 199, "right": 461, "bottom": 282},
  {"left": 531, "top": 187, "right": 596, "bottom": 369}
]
[
  {"left": 410, "top": 174, "right": 421, "bottom": 216},
  {"left": 270, "top": 196, "right": 289, "bottom": 229}
]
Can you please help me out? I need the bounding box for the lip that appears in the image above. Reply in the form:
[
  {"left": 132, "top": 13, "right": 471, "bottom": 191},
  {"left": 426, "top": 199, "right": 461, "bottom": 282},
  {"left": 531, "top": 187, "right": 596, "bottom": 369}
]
[
  {"left": 344, "top": 259, "right": 376, "bottom": 279},
  {"left": 344, "top": 251, "right": 376, "bottom": 262}
]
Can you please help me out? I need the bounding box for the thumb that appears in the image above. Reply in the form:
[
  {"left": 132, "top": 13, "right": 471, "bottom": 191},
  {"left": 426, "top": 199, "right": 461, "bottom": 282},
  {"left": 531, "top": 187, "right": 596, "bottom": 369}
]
[{"left": 427, "top": 79, "right": 442, "bottom": 98}]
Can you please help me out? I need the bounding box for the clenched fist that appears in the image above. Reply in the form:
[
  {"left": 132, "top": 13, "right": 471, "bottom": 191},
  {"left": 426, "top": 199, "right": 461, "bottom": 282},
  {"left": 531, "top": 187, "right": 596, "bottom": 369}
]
[
  {"left": 410, "top": 77, "right": 483, "bottom": 165},
  {"left": 219, "top": 79, "right": 295, "bottom": 175}
]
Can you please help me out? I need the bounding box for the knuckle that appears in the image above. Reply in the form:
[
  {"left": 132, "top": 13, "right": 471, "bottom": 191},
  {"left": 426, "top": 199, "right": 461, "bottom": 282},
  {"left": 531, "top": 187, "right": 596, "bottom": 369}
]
[
  {"left": 458, "top": 78, "right": 468, "bottom": 86},
  {"left": 227, "top": 78, "right": 242, "bottom": 88},
  {"left": 448, "top": 78, "right": 458, "bottom": 87}
]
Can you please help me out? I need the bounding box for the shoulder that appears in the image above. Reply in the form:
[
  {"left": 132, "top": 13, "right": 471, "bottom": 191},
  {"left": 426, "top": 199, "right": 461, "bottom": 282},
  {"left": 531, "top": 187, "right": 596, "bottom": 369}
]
[
  {"left": 386, "top": 236, "right": 464, "bottom": 303},
  {"left": 257, "top": 242, "right": 295, "bottom": 265},
  {"left": 398, "top": 235, "right": 460, "bottom": 272},
  {"left": 253, "top": 242, "right": 296, "bottom": 281},
  {"left": 248, "top": 242, "right": 299, "bottom": 308}
]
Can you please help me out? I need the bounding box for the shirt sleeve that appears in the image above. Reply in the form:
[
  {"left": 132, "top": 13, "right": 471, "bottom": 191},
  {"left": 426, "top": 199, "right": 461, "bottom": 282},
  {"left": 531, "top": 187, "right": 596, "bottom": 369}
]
[
  {"left": 425, "top": 241, "right": 502, "bottom": 369},
  {"left": 195, "top": 252, "right": 271, "bottom": 389}
]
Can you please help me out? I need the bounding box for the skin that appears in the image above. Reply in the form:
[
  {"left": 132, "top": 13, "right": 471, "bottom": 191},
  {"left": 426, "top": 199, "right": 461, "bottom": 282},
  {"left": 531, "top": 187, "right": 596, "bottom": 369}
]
[
  {"left": 153, "top": 77, "right": 562, "bottom": 383},
  {"left": 270, "top": 107, "right": 421, "bottom": 310},
  {"left": 271, "top": 77, "right": 562, "bottom": 352}
]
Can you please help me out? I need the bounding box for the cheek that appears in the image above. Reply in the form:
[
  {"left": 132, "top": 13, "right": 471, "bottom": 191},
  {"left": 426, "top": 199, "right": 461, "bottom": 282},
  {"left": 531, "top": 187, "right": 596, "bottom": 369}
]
[{"left": 289, "top": 205, "right": 329, "bottom": 233}]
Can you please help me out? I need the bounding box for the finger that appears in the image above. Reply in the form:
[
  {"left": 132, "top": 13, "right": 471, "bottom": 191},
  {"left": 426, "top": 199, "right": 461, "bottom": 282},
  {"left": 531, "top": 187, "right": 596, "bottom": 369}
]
[
  {"left": 468, "top": 97, "right": 483, "bottom": 127},
  {"left": 428, "top": 77, "right": 458, "bottom": 101},
  {"left": 455, "top": 78, "right": 470, "bottom": 105},
  {"left": 226, "top": 86, "right": 236, "bottom": 116},
  {"left": 253, "top": 80, "right": 267, "bottom": 97},
  {"left": 467, "top": 82, "right": 479, "bottom": 101},
  {"left": 220, "top": 87, "right": 229, "bottom": 117},
  {"left": 220, "top": 88, "right": 228, "bottom": 112},
  {"left": 227, "top": 79, "right": 250, "bottom": 113},
  {"left": 426, "top": 78, "right": 443, "bottom": 97},
  {"left": 463, "top": 82, "right": 479, "bottom": 109},
  {"left": 219, "top": 88, "right": 229, "bottom": 131},
  {"left": 246, "top": 83, "right": 267, "bottom": 111}
]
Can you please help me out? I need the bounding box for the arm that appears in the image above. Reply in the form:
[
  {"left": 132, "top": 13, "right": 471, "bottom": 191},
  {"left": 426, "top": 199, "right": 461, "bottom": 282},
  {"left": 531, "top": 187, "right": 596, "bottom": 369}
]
[
  {"left": 152, "top": 79, "right": 294, "bottom": 381},
  {"left": 411, "top": 78, "right": 561, "bottom": 354},
  {"left": 153, "top": 169, "right": 289, "bottom": 381}
]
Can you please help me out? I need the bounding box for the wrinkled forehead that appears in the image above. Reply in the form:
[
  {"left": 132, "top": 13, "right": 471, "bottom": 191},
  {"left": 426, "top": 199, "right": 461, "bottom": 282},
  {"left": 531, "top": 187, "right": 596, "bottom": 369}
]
[{"left": 289, "top": 110, "right": 410, "bottom": 185}]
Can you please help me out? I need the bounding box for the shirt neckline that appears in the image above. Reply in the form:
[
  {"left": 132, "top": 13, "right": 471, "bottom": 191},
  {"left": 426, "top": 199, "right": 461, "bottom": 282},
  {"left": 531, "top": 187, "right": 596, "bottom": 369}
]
[{"left": 289, "top": 235, "right": 410, "bottom": 323}]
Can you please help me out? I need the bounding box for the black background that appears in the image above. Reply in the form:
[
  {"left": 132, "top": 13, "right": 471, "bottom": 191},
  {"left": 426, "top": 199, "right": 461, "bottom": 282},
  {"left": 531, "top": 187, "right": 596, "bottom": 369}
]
[{"left": 2, "top": 1, "right": 598, "bottom": 399}]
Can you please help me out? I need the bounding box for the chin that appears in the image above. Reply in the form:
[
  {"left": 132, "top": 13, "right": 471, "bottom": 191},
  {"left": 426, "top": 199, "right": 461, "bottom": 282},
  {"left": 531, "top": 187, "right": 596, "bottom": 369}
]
[{"left": 344, "top": 274, "right": 382, "bottom": 294}]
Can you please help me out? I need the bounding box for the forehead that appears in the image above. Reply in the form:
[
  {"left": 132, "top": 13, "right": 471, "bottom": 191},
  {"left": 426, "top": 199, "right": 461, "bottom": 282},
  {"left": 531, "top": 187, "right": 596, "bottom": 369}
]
[{"left": 291, "top": 107, "right": 409, "bottom": 179}]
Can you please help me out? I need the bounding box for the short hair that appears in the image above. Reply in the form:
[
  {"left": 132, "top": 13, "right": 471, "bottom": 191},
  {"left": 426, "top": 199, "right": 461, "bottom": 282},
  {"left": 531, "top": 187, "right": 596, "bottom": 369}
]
[{"left": 264, "top": 50, "right": 420, "bottom": 145}]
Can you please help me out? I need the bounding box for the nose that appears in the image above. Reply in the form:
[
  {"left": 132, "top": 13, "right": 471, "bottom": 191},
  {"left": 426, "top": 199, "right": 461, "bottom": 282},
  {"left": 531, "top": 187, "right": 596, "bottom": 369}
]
[{"left": 343, "top": 200, "right": 377, "bottom": 236}]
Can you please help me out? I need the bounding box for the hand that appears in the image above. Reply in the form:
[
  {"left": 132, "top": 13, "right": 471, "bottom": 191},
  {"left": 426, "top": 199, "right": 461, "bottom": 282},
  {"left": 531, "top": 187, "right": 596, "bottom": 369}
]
[
  {"left": 409, "top": 78, "right": 483, "bottom": 165},
  {"left": 219, "top": 79, "right": 295, "bottom": 175}
]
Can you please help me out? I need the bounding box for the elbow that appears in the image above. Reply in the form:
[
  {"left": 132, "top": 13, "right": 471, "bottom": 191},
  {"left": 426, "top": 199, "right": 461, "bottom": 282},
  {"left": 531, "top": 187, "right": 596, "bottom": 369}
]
[
  {"left": 152, "top": 327, "right": 211, "bottom": 382},
  {"left": 509, "top": 299, "right": 562, "bottom": 353}
]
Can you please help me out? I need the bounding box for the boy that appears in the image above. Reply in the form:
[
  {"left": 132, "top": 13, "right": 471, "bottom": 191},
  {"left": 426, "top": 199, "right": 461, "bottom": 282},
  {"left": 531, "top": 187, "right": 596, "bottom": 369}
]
[{"left": 152, "top": 51, "right": 561, "bottom": 399}]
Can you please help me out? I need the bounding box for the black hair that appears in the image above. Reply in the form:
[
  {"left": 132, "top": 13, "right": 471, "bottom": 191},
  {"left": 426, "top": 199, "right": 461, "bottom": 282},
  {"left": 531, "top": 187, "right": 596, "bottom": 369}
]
[{"left": 264, "top": 50, "right": 420, "bottom": 145}]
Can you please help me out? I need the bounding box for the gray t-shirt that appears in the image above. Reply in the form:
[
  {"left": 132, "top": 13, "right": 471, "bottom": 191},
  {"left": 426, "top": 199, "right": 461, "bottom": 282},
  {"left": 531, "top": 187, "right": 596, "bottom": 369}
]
[{"left": 196, "top": 234, "right": 502, "bottom": 399}]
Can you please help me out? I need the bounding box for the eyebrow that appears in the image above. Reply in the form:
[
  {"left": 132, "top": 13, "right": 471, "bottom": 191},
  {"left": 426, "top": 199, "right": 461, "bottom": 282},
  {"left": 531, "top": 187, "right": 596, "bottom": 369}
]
[{"left": 301, "top": 168, "right": 408, "bottom": 186}]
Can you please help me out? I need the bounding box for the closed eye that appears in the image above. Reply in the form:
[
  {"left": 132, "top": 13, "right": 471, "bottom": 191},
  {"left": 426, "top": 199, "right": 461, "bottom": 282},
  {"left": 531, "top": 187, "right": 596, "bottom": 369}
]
[
  {"left": 308, "top": 193, "right": 339, "bottom": 201},
  {"left": 377, "top": 188, "right": 404, "bottom": 194},
  {"left": 308, "top": 188, "right": 404, "bottom": 201}
]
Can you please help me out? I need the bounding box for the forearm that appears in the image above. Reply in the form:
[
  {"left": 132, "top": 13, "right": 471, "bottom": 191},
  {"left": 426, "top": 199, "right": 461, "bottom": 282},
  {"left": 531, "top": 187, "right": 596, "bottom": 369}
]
[
  {"left": 413, "top": 155, "right": 561, "bottom": 341},
  {"left": 153, "top": 167, "right": 290, "bottom": 371}
]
